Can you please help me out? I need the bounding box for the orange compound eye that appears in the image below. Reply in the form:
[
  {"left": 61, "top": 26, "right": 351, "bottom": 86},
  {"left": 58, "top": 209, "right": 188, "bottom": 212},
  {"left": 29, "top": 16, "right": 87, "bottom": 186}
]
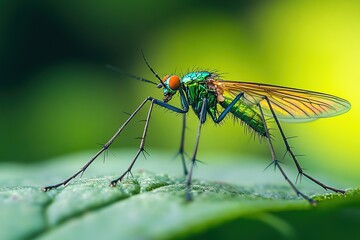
[
  {"left": 162, "top": 75, "right": 169, "bottom": 82},
  {"left": 169, "top": 75, "right": 181, "bottom": 90}
]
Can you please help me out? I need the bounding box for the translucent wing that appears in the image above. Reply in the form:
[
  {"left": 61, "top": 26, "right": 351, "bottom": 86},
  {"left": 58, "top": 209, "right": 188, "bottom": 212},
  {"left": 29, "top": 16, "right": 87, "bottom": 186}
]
[{"left": 213, "top": 80, "right": 351, "bottom": 121}]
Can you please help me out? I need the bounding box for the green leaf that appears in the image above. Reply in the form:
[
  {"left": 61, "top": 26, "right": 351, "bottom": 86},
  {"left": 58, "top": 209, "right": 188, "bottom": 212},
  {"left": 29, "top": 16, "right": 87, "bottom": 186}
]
[{"left": 0, "top": 151, "right": 359, "bottom": 240}]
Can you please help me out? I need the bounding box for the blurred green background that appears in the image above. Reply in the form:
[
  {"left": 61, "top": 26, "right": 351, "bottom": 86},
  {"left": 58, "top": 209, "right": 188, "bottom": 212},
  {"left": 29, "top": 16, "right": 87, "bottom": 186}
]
[{"left": 1, "top": 0, "right": 359, "bottom": 182}]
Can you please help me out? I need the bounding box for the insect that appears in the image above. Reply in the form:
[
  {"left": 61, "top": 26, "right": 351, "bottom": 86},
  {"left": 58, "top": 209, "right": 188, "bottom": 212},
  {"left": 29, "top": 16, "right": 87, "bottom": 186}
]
[{"left": 43, "top": 52, "right": 351, "bottom": 205}]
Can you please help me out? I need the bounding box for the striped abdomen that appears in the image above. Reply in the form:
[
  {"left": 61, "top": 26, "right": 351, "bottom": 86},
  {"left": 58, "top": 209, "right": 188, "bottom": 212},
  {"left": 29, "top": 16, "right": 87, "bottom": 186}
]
[{"left": 220, "top": 97, "right": 266, "bottom": 136}]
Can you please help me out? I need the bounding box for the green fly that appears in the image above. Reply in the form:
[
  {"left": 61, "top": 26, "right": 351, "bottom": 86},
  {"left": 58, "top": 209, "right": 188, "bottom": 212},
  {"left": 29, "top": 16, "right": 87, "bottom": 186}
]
[{"left": 44, "top": 53, "right": 351, "bottom": 205}]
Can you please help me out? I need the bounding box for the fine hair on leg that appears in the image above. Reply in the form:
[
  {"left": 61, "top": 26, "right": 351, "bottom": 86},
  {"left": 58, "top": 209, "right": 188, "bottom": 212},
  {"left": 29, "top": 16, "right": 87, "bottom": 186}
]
[
  {"left": 263, "top": 97, "right": 345, "bottom": 194},
  {"left": 43, "top": 96, "right": 188, "bottom": 191},
  {"left": 258, "top": 100, "right": 316, "bottom": 205}
]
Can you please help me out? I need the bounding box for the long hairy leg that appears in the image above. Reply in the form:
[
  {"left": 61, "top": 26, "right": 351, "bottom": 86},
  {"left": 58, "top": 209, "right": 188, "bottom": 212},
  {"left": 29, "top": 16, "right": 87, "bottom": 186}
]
[
  {"left": 184, "top": 92, "right": 245, "bottom": 200},
  {"left": 43, "top": 96, "right": 188, "bottom": 191},
  {"left": 263, "top": 97, "right": 345, "bottom": 194},
  {"left": 258, "top": 101, "right": 316, "bottom": 205},
  {"left": 109, "top": 99, "right": 154, "bottom": 186},
  {"left": 177, "top": 113, "right": 188, "bottom": 176},
  {"left": 186, "top": 98, "right": 207, "bottom": 201}
]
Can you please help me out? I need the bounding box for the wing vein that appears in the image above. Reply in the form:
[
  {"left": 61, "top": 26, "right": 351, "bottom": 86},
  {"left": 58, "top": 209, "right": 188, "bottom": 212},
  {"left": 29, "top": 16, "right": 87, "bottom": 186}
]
[{"left": 215, "top": 80, "right": 350, "bottom": 120}]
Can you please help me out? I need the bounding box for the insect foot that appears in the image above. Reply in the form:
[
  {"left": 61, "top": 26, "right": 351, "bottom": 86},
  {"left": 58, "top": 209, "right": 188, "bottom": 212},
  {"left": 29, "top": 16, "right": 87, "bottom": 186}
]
[
  {"left": 185, "top": 190, "right": 193, "bottom": 202},
  {"left": 109, "top": 180, "right": 118, "bottom": 187}
]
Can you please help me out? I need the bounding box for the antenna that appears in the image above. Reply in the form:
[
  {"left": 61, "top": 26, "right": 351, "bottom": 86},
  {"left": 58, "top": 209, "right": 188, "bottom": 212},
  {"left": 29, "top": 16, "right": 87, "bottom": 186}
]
[
  {"left": 106, "top": 65, "right": 157, "bottom": 86},
  {"left": 141, "top": 50, "right": 167, "bottom": 89}
]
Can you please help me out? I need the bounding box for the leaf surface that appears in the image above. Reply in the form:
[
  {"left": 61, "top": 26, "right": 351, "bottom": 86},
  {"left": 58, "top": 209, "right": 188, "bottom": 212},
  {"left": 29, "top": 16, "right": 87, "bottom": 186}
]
[{"left": 0, "top": 151, "right": 358, "bottom": 240}]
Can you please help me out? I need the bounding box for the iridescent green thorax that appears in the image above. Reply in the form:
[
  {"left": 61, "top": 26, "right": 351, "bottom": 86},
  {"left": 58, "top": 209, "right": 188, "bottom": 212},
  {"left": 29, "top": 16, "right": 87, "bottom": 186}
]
[
  {"left": 181, "top": 71, "right": 218, "bottom": 119},
  {"left": 181, "top": 71, "right": 212, "bottom": 84}
]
